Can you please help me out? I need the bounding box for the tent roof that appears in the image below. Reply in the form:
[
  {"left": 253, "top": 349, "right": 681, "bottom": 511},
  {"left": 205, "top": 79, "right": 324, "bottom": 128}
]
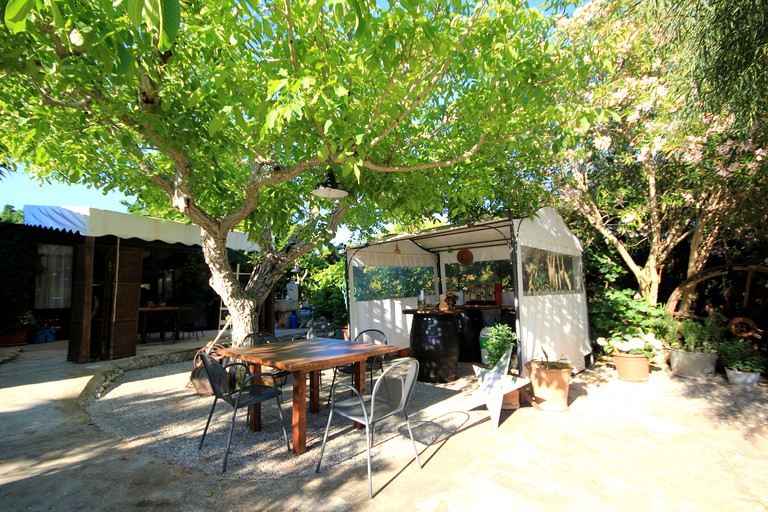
[
  {"left": 349, "top": 207, "right": 581, "bottom": 254},
  {"left": 23, "top": 205, "right": 258, "bottom": 252}
]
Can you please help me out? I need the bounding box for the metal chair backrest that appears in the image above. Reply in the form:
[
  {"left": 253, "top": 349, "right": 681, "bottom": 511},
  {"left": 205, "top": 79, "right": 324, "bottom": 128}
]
[
  {"left": 243, "top": 332, "right": 279, "bottom": 346},
  {"left": 199, "top": 352, "right": 234, "bottom": 404},
  {"left": 370, "top": 357, "right": 419, "bottom": 421},
  {"left": 353, "top": 328, "right": 387, "bottom": 346}
]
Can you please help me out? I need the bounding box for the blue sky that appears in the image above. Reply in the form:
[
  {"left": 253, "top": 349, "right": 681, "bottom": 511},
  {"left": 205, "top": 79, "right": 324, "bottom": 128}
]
[{"left": 1, "top": 172, "right": 133, "bottom": 213}]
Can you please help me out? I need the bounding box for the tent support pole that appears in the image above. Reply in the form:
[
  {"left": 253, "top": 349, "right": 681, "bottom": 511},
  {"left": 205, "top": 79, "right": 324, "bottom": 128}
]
[{"left": 506, "top": 212, "right": 524, "bottom": 375}]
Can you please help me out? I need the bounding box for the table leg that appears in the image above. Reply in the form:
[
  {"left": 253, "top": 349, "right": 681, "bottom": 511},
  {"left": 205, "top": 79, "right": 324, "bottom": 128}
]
[
  {"left": 248, "top": 363, "right": 262, "bottom": 432},
  {"left": 292, "top": 370, "right": 307, "bottom": 454},
  {"left": 309, "top": 370, "right": 321, "bottom": 413},
  {"left": 353, "top": 361, "right": 365, "bottom": 429},
  {"left": 140, "top": 313, "right": 148, "bottom": 344}
]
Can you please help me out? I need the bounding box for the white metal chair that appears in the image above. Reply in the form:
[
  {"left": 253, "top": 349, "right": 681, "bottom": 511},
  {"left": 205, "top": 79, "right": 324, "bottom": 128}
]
[
  {"left": 327, "top": 329, "right": 388, "bottom": 404},
  {"left": 315, "top": 357, "right": 422, "bottom": 498}
]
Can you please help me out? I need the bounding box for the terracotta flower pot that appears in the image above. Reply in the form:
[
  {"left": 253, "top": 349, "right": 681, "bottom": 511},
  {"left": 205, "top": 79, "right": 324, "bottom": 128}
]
[
  {"left": 613, "top": 353, "right": 650, "bottom": 382},
  {"left": 525, "top": 360, "right": 572, "bottom": 412}
]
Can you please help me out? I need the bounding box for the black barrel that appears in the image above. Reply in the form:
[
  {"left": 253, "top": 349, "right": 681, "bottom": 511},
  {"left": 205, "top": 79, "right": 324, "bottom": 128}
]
[
  {"left": 409, "top": 312, "right": 460, "bottom": 382},
  {"left": 456, "top": 309, "right": 483, "bottom": 362}
]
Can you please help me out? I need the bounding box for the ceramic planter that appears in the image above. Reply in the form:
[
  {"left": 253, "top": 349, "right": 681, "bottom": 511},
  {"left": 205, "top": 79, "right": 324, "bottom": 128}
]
[
  {"left": 725, "top": 367, "right": 761, "bottom": 387},
  {"left": 525, "top": 360, "right": 572, "bottom": 412},
  {"left": 613, "top": 353, "right": 650, "bottom": 382},
  {"left": 668, "top": 349, "right": 718, "bottom": 379}
]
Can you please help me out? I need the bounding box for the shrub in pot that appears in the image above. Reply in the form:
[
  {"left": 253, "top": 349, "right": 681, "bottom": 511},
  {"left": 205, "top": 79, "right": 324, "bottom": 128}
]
[
  {"left": 596, "top": 329, "right": 665, "bottom": 382},
  {"left": 666, "top": 315, "right": 724, "bottom": 379},
  {"left": 718, "top": 337, "right": 765, "bottom": 387}
]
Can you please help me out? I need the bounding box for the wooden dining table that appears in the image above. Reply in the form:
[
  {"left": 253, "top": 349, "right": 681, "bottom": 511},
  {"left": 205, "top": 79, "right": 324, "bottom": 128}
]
[{"left": 217, "top": 337, "right": 398, "bottom": 455}]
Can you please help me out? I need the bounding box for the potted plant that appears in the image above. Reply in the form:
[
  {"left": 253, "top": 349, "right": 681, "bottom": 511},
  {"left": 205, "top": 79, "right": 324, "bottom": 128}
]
[
  {"left": 665, "top": 314, "right": 724, "bottom": 379},
  {"left": 484, "top": 324, "right": 520, "bottom": 409},
  {"left": 718, "top": 337, "right": 765, "bottom": 387},
  {"left": 524, "top": 350, "right": 573, "bottom": 412},
  {"left": 597, "top": 330, "right": 665, "bottom": 382}
]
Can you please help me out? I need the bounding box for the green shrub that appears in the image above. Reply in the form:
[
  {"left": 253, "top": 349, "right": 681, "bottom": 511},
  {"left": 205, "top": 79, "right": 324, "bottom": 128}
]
[{"left": 485, "top": 324, "right": 518, "bottom": 368}]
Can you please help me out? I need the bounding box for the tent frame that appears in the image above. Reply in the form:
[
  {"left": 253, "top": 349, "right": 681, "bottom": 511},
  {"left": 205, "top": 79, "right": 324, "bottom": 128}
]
[{"left": 345, "top": 207, "right": 592, "bottom": 374}]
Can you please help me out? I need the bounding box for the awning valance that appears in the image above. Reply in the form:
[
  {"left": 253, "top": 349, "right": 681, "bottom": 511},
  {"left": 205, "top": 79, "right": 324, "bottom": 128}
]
[{"left": 23, "top": 205, "right": 257, "bottom": 251}]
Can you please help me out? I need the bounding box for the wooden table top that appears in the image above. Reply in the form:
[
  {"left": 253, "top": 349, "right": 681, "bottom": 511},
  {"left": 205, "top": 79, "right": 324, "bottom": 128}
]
[{"left": 217, "top": 337, "right": 398, "bottom": 373}]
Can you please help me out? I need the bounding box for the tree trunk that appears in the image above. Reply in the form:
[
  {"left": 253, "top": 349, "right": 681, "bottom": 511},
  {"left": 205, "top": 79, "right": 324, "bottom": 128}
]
[
  {"left": 198, "top": 228, "right": 272, "bottom": 346},
  {"left": 676, "top": 220, "right": 720, "bottom": 315}
]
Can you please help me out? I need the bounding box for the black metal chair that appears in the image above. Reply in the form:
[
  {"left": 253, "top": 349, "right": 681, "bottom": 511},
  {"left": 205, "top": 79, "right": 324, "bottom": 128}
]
[
  {"left": 327, "top": 329, "right": 388, "bottom": 404},
  {"left": 242, "top": 332, "right": 292, "bottom": 388},
  {"left": 198, "top": 352, "right": 290, "bottom": 474},
  {"left": 316, "top": 357, "right": 422, "bottom": 498},
  {"left": 178, "top": 304, "right": 205, "bottom": 341}
]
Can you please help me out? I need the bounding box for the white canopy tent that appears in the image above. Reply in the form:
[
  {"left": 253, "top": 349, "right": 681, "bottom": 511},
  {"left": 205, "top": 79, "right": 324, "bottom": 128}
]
[
  {"left": 23, "top": 205, "right": 258, "bottom": 251},
  {"left": 346, "top": 207, "right": 592, "bottom": 373}
]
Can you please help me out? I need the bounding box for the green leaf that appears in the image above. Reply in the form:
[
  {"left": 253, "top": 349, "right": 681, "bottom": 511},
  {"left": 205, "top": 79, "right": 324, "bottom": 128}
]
[
  {"left": 264, "top": 109, "right": 278, "bottom": 130},
  {"left": 143, "top": 0, "right": 159, "bottom": 31},
  {"left": 4, "top": 0, "right": 34, "bottom": 34},
  {"left": 323, "top": 119, "right": 332, "bottom": 133},
  {"left": 44, "top": 0, "right": 64, "bottom": 28},
  {"left": 349, "top": 0, "right": 367, "bottom": 40},
  {"left": 124, "top": 0, "right": 141, "bottom": 27},
  {"left": 579, "top": 116, "right": 590, "bottom": 132},
  {"left": 208, "top": 113, "right": 224, "bottom": 136},
  {"left": 115, "top": 41, "right": 132, "bottom": 76},
  {"left": 157, "top": 0, "right": 179, "bottom": 52}
]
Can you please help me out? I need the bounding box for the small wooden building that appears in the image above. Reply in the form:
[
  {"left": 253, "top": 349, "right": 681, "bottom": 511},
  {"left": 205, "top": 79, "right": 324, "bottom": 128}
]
[{"left": 21, "top": 206, "right": 258, "bottom": 362}]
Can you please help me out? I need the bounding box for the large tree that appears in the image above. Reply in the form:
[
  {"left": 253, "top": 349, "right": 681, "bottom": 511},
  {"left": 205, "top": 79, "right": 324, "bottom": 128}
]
[
  {"left": 1, "top": 0, "right": 576, "bottom": 342},
  {"left": 553, "top": 0, "right": 768, "bottom": 309}
]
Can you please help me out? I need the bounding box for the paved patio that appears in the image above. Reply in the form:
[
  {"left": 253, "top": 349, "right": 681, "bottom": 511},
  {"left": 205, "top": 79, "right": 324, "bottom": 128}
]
[{"left": 0, "top": 336, "right": 766, "bottom": 511}]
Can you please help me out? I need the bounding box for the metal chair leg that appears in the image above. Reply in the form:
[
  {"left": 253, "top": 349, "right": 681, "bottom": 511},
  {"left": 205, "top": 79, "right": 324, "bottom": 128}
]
[
  {"left": 199, "top": 398, "right": 218, "bottom": 449},
  {"left": 315, "top": 408, "right": 335, "bottom": 473},
  {"left": 221, "top": 406, "right": 239, "bottom": 474}
]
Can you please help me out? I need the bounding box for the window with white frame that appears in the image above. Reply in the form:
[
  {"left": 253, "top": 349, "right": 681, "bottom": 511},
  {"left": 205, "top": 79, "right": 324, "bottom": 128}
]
[{"left": 35, "top": 244, "right": 73, "bottom": 309}]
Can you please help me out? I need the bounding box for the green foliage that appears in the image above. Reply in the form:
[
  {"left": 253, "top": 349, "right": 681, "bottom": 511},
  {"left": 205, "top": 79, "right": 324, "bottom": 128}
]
[
  {"left": 485, "top": 324, "right": 518, "bottom": 370},
  {"left": 352, "top": 266, "right": 434, "bottom": 302},
  {"left": 671, "top": 315, "right": 725, "bottom": 353},
  {"left": 589, "top": 288, "right": 666, "bottom": 340},
  {"left": 301, "top": 255, "right": 347, "bottom": 328},
  {"left": 1, "top": 204, "right": 23, "bottom": 223},
  {"left": 658, "top": 0, "right": 768, "bottom": 131},
  {"left": 718, "top": 337, "right": 766, "bottom": 373}
]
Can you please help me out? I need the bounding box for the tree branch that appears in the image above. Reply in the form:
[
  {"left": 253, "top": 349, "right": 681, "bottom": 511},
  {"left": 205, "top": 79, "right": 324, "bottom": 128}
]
[{"left": 364, "top": 133, "right": 488, "bottom": 172}]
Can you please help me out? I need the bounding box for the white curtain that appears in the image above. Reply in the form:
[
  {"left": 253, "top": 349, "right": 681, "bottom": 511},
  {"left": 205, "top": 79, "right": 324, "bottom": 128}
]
[{"left": 35, "top": 244, "right": 73, "bottom": 309}]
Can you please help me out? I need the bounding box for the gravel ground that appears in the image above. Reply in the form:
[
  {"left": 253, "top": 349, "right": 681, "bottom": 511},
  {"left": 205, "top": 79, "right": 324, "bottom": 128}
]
[
  {"left": 85, "top": 360, "right": 478, "bottom": 479},
  {"left": 85, "top": 356, "right": 768, "bottom": 494}
]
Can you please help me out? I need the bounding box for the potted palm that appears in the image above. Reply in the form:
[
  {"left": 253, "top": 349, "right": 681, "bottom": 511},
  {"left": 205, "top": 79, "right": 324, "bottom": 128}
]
[
  {"left": 666, "top": 315, "right": 724, "bottom": 379},
  {"left": 718, "top": 338, "right": 765, "bottom": 387},
  {"left": 597, "top": 330, "right": 665, "bottom": 382},
  {"left": 484, "top": 324, "right": 520, "bottom": 409}
]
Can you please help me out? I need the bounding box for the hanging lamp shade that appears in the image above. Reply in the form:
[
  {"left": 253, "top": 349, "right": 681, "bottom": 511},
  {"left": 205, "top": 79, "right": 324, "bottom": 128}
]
[
  {"left": 394, "top": 242, "right": 401, "bottom": 255},
  {"left": 312, "top": 170, "right": 348, "bottom": 199}
]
